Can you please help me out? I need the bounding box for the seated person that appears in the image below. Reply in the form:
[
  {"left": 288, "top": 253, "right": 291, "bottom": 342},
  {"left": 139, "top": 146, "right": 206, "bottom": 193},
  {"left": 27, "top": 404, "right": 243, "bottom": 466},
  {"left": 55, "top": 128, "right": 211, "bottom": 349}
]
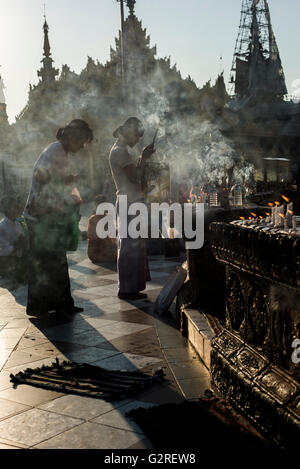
[
  {"left": 87, "top": 194, "right": 117, "bottom": 264},
  {"left": 0, "top": 195, "right": 28, "bottom": 281}
]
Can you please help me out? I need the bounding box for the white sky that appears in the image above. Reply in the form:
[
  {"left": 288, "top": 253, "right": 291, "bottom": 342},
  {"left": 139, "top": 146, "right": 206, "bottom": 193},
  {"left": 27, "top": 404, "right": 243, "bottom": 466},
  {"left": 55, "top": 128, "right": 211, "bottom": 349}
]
[{"left": 0, "top": 0, "right": 299, "bottom": 122}]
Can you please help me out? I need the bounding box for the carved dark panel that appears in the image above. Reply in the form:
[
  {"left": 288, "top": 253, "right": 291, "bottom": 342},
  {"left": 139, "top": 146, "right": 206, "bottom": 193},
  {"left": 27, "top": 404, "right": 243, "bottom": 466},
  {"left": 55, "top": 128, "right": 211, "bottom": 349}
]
[
  {"left": 210, "top": 222, "right": 300, "bottom": 446},
  {"left": 247, "top": 284, "right": 270, "bottom": 354},
  {"left": 226, "top": 272, "right": 246, "bottom": 335}
]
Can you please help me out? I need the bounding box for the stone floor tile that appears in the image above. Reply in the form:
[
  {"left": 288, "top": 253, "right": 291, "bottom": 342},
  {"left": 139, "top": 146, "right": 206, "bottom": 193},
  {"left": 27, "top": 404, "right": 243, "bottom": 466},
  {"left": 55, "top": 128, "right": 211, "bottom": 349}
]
[
  {"left": 6, "top": 354, "right": 67, "bottom": 375},
  {"left": 135, "top": 382, "right": 184, "bottom": 406},
  {"left": 41, "top": 323, "right": 88, "bottom": 336},
  {"left": 92, "top": 400, "right": 157, "bottom": 433},
  {"left": 72, "top": 317, "right": 118, "bottom": 330},
  {"left": 95, "top": 321, "right": 152, "bottom": 336},
  {"left": 64, "top": 346, "right": 121, "bottom": 364},
  {"left": 158, "top": 334, "right": 189, "bottom": 349},
  {"left": 80, "top": 277, "right": 118, "bottom": 288},
  {"left": 16, "top": 342, "right": 62, "bottom": 358},
  {"left": 0, "top": 349, "right": 13, "bottom": 370},
  {"left": 99, "top": 303, "right": 145, "bottom": 313},
  {"left": 3, "top": 319, "right": 30, "bottom": 329},
  {"left": 15, "top": 335, "right": 49, "bottom": 351},
  {"left": 0, "top": 385, "right": 64, "bottom": 406},
  {"left": 60, "top": 329, "right": 120, "bottom": 347},
  {"left": 0, "top": 437, "right": 28, "bottom": 449},
  {"left": 3, "top": 350, "right": 50, "bottom": 369},
  {"left": 50, "top": 341, "right": 86, "bottom": 354},
  {"left": 156, "top": 320, "right": 181, "bottom": 337},
  {"left": 163, "top": 345, "right": 198, "bottom": 363},
  {"left": 0, "top": 336, "right": 20, "bottom": 350},
  {"left": 0, "top": 398, "right": 30, "bottom": 420},
  {"left": 168, "top": 360, "right": 210, "bottom": 380},
  {"left": 177, "top": 376, "right": 212, "bottom": 400},
  {"left": 38, "top": 328, "right": 86, "bottom": 343},
  {"left": 39, "top": 395, "right": 132, "bottom": 420},
  {"left": 95, "top": 273, "right": 119, "bottom": 281},
  {"left": 126, "top": 437, "right": 154, "bottom": 449},
  {"left": 101, "top": 329, "right": 163, "bottom": 358},
  {"left": 0, "top": 371, "right": 13, "bottom": 391},
  {"left": 34, "top": 421, "right": 142, "bottom": 449},
  {"left": 0, "top": 328, "right": 27, "bottom": 339},
  {"left": 104, "top": 309, "right": 155, "bottom": 326},
  {"left": 72, "top": 290, "right": 107, "bottom": 300},
  {"left": 0, "top": 408, "right": 82, "bottom": 446},
  {"left": 93, "top": 297, "right": 134, "bottom": 307},
  {"left": 144, "top": 282, "right": 167, "bottom": 292},
  {"left": 68, "top": 269, "right": 84, "bottom": 280},
  {"left": 22, "top": 327, "right": 47, "bottom": 340},
  {"left": 93, "top": 352, "right": 163, "bottom": 372},
  {"left": 0, "top": 443, "right": 22, "bottom": 449}
]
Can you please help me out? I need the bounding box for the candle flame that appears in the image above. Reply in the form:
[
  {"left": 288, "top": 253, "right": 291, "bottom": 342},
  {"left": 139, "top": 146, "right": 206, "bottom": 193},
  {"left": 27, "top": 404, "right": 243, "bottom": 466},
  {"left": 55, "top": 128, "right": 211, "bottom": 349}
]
[
  {"left": 266, "top": 212, "right": 270, "bottom": 216},
  {"left": 259, "top": 216, "right": 263, "bottom": 219},
  {"left": 268, "top": 202, "right": 274, "bottom": 207},
  {"left": 240, "top": 217, "right": 245, "bottom": 220},
  {"left": 281, "top": 194, "right": 290, "bottom": 203},
  {"left": 274, "top": 201, "right": 281, "bottom": 206},
  {"left": 249, "top": 217, "right": 252, "bottom": 220},
  {"left": 250, "top": 213, "right": 257, "bottom": 217},
  {"left": 288, "top": 210, "right": 293, "bottom": 215},
  {"left": 278, "top": 213, "right": 285, "bottom": 219}
]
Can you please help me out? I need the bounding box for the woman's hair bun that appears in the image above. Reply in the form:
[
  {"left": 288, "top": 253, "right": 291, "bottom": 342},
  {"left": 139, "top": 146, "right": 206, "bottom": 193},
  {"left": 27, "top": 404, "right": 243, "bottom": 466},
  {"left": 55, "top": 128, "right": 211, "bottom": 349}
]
[
  {"left": 56, "top": 120, "right": 93, "bottom": 143},
  {"left": 56, "top": 127, "right": 65, "bottom": 140}
]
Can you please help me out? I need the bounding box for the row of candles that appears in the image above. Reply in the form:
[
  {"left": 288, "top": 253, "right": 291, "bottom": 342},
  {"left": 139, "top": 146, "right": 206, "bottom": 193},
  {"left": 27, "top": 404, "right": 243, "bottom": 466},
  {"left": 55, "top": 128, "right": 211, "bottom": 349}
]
[{"left": 239, "top": 195, "right": 297, "bottom": 231}]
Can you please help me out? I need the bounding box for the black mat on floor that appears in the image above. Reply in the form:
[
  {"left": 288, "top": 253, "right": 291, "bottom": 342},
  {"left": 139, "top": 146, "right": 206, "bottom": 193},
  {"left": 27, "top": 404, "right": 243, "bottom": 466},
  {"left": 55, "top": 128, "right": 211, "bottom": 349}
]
[
  {"left": 127, "top": 399, "right": 273, "bottom": 449},
  {"left": 10, "top": 359, "right": 164, "bottom": 401}
]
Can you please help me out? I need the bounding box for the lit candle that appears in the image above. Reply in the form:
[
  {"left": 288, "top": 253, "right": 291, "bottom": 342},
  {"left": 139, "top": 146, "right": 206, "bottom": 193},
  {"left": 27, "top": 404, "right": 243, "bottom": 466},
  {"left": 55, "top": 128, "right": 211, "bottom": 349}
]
[
  {"left": 275, "top": 206, "right": 284, "bottom": 227},
  {"left": 287, "top": 202, "right": 294, "bottom": 228},
  {"left": 271, "top": 207, "right": 276, "bottom": 225},
  {"left": 292, "top": 216, "right": 297, "bottom": 231}
]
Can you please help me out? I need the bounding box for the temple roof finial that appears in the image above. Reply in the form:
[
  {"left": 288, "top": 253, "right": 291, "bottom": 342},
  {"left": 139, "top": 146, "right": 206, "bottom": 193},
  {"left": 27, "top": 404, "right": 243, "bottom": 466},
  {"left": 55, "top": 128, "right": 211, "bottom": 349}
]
[
  {"left": 42, "top": 13, "right": 51, "bottom": 58},
  {"left": 126, "top": 0, "right": 136, "bottom": 16}
]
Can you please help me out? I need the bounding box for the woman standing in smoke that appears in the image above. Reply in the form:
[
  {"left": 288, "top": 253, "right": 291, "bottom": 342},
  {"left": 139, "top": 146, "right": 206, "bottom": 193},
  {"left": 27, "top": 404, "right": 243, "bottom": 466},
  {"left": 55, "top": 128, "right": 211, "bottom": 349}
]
[
  {"left": 109, "top": 117, "right": 155, "bottom": 300},
  {"left": 24, "top": 119, "right": 93, "bottom": 316}
]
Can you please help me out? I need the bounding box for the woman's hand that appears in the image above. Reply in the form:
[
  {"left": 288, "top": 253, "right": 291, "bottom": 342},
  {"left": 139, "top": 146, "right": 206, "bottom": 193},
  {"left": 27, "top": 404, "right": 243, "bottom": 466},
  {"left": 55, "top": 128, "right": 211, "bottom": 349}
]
[
  {"left": 71, "top": 187, "right": 83, "bottom": 205},
  {"left": 71, "top": 194, "right": 83, "bottom": 205}
]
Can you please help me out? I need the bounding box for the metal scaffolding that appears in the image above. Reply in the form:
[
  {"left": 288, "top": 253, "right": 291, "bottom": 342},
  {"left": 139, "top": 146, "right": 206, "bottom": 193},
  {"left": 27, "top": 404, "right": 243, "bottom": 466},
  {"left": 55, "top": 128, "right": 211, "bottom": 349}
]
[{"left": 229, "top": 0, "right": 286, "bottom": 97}]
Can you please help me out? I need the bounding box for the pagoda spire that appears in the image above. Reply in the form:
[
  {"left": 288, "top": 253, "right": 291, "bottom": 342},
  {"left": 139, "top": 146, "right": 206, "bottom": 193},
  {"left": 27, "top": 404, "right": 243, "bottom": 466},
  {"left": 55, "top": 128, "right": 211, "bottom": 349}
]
[
  {"left": 37, "top": 17, "right": 59, "bottom": 84},
  {"left": 42, "top": 19, "right": 51, "bottom": 58}
]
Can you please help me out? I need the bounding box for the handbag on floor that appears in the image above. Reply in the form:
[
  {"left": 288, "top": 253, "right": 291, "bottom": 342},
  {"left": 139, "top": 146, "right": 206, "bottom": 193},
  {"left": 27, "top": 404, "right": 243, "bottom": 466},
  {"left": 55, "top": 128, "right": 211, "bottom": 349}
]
[{"left": 155, "top": 264, "right": 187, "bottom": 315}]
